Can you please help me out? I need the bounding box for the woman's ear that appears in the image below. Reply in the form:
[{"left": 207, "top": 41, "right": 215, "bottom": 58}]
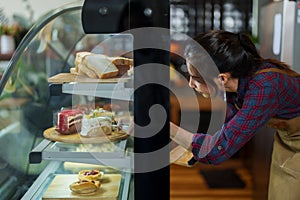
[
  {"left": 216, "top": 72, "right": 238, "bottom": 92},
  {"left": 218, "top": 73, "right": 231, "bottom": 84}
]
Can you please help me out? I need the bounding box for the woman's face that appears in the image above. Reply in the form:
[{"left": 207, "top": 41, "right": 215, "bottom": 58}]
[
  {"left": 186, "top": 63, "right": 214, "bottom": 96},
  {"left": 187, "top": 62, "right": 239, "bottom": 95}
]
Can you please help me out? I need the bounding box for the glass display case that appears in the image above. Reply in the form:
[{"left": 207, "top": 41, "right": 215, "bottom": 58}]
[{"left": 0, "top": 0, "right": 170, "bottom": 199}]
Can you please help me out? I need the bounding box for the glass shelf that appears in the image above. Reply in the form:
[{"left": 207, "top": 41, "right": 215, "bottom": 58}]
[
  {"left": 62, "top": 81, "right": 133, "bottom": 101},
  {"left": 30, "top": 139, "right": 132, "bottom": 169}
]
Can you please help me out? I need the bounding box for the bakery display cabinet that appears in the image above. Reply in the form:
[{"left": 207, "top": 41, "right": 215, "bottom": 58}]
[{"left": 0, "top": 0, "right": 170, "bottom": 199}]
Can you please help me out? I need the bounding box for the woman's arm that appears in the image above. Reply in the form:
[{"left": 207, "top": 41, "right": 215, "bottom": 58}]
[
  {"left": 192, "top": 77, "right": 279, "bottom": 164},
  {"left": 170, "top": 122, "right": 194, "bottom": 151}
]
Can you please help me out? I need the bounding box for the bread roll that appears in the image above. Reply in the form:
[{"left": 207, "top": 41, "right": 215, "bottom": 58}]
[{"left": 69, "top": 180, "right": 100, "bottom": 194}]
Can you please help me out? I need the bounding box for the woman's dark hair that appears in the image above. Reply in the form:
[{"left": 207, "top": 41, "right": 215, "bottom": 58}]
[{"left": 191, "top": 30, "right": 291, "bottom": 78}]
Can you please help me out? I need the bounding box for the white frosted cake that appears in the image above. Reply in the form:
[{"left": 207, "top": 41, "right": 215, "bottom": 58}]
[{"left": 80, "top": 108, "right": 114, "bottom": 137}]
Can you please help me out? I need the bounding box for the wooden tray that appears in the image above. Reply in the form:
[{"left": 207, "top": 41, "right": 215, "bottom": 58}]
[
  {"left": 43, "top": 174, "right": 122, "bottom": 200},
  {"left": 44, "top": 127, "right": 128, "bottom": 144},
  {"left": 48, "top": 73, "right": 130, "bottom": 83},
  {"left": 170, "top": 145, "right": 194, "bottom": 167}
]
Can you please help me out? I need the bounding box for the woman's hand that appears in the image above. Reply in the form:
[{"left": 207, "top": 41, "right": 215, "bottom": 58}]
[{"left": 170, "top": 122, "right": 194, "bottom": 151}]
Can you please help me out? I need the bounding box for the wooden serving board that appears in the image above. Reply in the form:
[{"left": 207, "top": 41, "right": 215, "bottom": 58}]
[
  {"left": 170, "top": 145, "right": 194, "bottom": 167},
  {"left": 43, "top": 174, "right": 122, "bottom": 200},
  {"left": 44, "top": 127, "right": 128, "bottom": 144},
  {"left": 48, "top": 73, "right": 130, "bottom": 83}
]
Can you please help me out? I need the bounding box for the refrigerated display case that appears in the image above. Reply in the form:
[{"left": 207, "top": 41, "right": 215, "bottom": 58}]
[{"left": 0, "top": 0, "right": 170, "bottom": 199}]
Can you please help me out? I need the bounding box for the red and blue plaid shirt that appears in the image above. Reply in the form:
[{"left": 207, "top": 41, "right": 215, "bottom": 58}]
[{"left": 191, "top": 62, "right": 300, "bottom": 164}]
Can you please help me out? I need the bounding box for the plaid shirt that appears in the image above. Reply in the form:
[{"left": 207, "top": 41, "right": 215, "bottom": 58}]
[{"left": 191, "top": 62, "right": 300, "bottom": 164}]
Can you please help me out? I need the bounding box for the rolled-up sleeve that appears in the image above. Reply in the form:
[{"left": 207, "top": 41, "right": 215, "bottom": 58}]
[{"left": 191, "top": 128, "right": 235, "bottom": 164}]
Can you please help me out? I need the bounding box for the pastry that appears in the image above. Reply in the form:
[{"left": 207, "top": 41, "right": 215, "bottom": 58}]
[
  {"left": 69, "top": 180, "right": 101, "bottom": 194},
  {"left": 69, "top": 169, "right": 103, "bottom": 194},
  {"left": 56, "top": 109, "right": 83, "bottom": 134},
  {"left": 78, "top": 169, "right": 104, "bottom": 181}
]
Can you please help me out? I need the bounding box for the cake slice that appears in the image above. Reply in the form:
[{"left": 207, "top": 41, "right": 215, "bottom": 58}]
[{"left": 56, "top": 109, "right": 83, "bottom": 134}]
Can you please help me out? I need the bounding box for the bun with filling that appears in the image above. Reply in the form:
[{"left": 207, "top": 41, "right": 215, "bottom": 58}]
[
  {"left": 78, "top": 169, "right": 103, "bottom": 181},
  {"left": 69, "top": 180, "right": 100, "bottom": 194}
]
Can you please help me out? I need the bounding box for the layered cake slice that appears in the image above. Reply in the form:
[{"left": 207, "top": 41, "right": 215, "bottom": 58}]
[{"left": 56, "top": 109, "right": 84, "bottom": 134}]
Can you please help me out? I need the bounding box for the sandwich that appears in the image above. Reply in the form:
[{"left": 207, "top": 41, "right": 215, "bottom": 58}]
[{"left": 73, "top": 52, "right": 133, "bottom": 79}]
